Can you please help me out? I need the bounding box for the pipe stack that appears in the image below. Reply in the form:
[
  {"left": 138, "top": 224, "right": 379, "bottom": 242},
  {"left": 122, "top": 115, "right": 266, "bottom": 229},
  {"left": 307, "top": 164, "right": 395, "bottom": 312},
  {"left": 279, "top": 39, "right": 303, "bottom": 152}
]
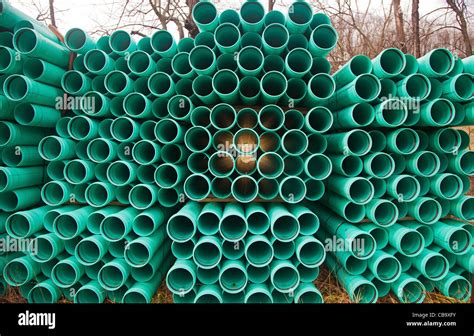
[{"left": 0, "top": 0, "right": 472, "bottom": 304}]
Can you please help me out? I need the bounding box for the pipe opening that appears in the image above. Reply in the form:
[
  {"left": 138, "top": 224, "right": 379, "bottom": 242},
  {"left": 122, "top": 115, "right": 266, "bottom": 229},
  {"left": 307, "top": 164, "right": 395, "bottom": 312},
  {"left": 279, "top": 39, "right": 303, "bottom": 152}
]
[
  {"left": 259, "top": 132, "right": 280, "bottom": 152},
  {"left": 460, "top": 198, "right": 474, "bottom": 220},
  {"left": 272, "top": 264, "right": 299, "bottom": 291},
  {"left": 232, "top": 176, "right": 258, "bottom": 203},
  {"left": 85, "top": 50, "right": 108, "bottom": 72},
  {"left": 23, "top": 58, "right": 44, "bottom": 79},
  {"left": 130, "top": 185, "right": 155, "bottom": 209},
  {"left": 355, "top": 75, "right": 379, "bottom": 100},
  {"left": 213, "top": 70, "right": 238, "bottom": 94},
  {"left": 129, "top": 52, "right": 151, "bottom": 74},
  {"left": 149, "top": 73, "right": 172, "bottom": 96},
  {"left": 185, "top": 127, "right": 211, "bottom": 152},
  {"left": 259, "top": 106, "right": 284, "bottom": 130},
  {"left": 77, "top": 240, "right": 100, "bottom": 264},
  {"left": 108, "top": 161, "right": 132, "bottom": 185},
  {"left": 220, "top": 9, "right": 240, "bottom": 26},
  {"left": 298, "top": 240, "right": 324, "bottom": 267},
  {"left": 236, "top": 156, "right": 256, "bottom": 177},
  {"left": 168, "top": 215, "right": 194, "bottom": 242},
  {"left": 241, "top": 2, "right": 264, "bottom": 24},
  {"left": 234, "top": 129, "right": 258, "bottom": 154},
  {"left": 405, "top": 74, "right": 430, "bottom": 99},
  {"left": 258, "top": 178, "right": 279, "bottom": 199},
  {"left": 42, "top": 181, "right": 67, "bottom": 205},
  {"left": 211, "top": 104, "right": 236, "bottom": 129},
  {"left": 283, "top": 155, "right": 304, "bottom": 176},
  {"left": 311, "top": 25, "right": 337, "bottom": 49},
  {"left": 198, "top": 212, "right": 219, "bottom": 236},
  {"left": 258, "top": 153, "right": 283, "bottom": 178},
  {"left": 184, "top": 174, "right": 210, "bottom": 200},
  {"left": 341, "top": 156, "right": 363, "bottom": 176},
  {"left": 110, "top": 31, "right": 132, "bottom": 53},
  {"left": 440, "top": 175, "right": 462, "bottom": 199},
  {"left": 264, "top": 54, "right": 284, "bottom": 72},
  {"left": 379, "top": 49, "right": 405, "bottom": 75},
  {"left": 454, "top": 74, "right": 473, "bottom": 99},
  {"left": 4, "top": 75, "right": 28, "bottom": 100},
  {"left": 289, "top": 2, "right": 312, "bottom": 24},
  {"left": 280, "top": 177, "right": 306, "bottom": 203},
  {"left": 352, "top": 103, "right": 374, "bottom": 126},
  {"left": 155, "top": 164, "right": 179, "bottom": 188},
  {"left": 285, "top": 78, "right": 307, "bottom": 102},
  {"left": 416, "top": 152, "right": 439, "bottom": 176},
  {"left": 127, "top": 242, "right": 150, "bottom": 266},
  {"left": 101, "top": 216, "right": 126, "bottom": 241},
  {"left": 400, "top": 231, "right": 423, "bottom": 256},
  {"left": 370, "top": 153, "right": 394, "bottom": 178},
  {"left": 306, "top": 154, "right": 331, "bottom": 179},
  {"left": 430, "top": 99, "right": 454, "bottom": 125},
  {"left": 63, "top": 71, "right": 86, "bottom": 94},
  {"left": 263, "top": 24, "right": 289, "bottom": 48},
  {"left": 425, "top": 255, "right": 447, "bottom": 280},
  {"left": 309, "top": 74, "right": 334, "bottom": 99},
  {"left": 155, "top": 119, "right": 179, "bottom": 143},
  {"left": 210, "top": 177, "right": 231, "bottom": 198},
  {"left": 237, "top": 108, "right": 258, "bottom": 129},
  {"left": 449, "top": 230, "right": 470, "bottom": 254},
  {"left": 106, "top": 71, "right": 129, "bottom": 94},
  {"left": 190, "top": 46, "right": 214, "bottom": 71},
  {"left": 287, "top": 48, "right": 311, "bottom": 74},
  {"left": 343, "top": 203, "right": 365, "bottom": 223},
  {"left": 273, "top": 214, "right": 299, "bottom": 242},
  {"left": 448, "top": 278, "right": 470, "bottom": 301},
  {"left": 345, "top": 255, "right": 366, "bottom": 275},
  {"left": 193, "top": 2, "right": 217, "bottom": 25},
  {"left": 65, "top": 28, "right": 87, "bottom": 50},
  {"left": 396, "top": 176, "right": 419, "bottom": 201},
  {"left": 53, "top": 263, "right": 77, "bottom": 286},
  {"left": 30, "top": 286, "right": 54, "bottom": 303},
  {"left": 459, "top": 151, "right": 474, "bottom": 175},
  {"left": 99, "top": 264, "right": 125, "bottom": 289},
  {"left": 239, "top": 47, "right": 263, "bottom": 72},
  {"left": 429, "top": 49, "right": 454, "bottom": 74},
  {"left": 0, "top": 47, "right": 13, "bottom": 72},
  {"left": 86, "top": 183, "right": 112, "bottom": 207},
  {"left": 353, "top": 283, "right": 377, "bottom": 303},
  {"left": 215, "top": 24, "right": 239, "bottom": 48},
  {"left": 247, "top": 240, "right": 273, "bottom": 266},
  {"left": 209, "top": 152, "right": 234, "bottom": 177},
  {"left": 216, "top": 53, "right": 236, "bottom": 70},
  {"left": 241, "top": 32, "right": 262, "bottom": 48},
  {"left": 220, "top": 214, "right": 247, "bottom": 241},
  {"left": 350, "top": 55, "right": 372, "bottom": 75},
  {"left": 307, "top": 107, "right": 333, "bottom": 132},
  {"left": 14, "top": 29, "right": 37, "bottom": 53},
  {"left": 239, "top": 77, "right": 260, "bottom": 99},
  {"left": 374, "top": 201, "right": 398, "bottom": 226},
  {"left": 188, "top": 152, "right": 209, "bottom": 174},
  {"left": 220, "top": 266, "right": 247, "bottom": 292},
  {"left": 350, "top": 178, "right": 375, "bottom": 204},
  {"left": 172, "top": 53, "right": 192, "bottom": 77},
  {"left": 347, "top": 131, "right": 371, "bottom": 155},
  {"left": 283, "top": 130, "right": 308, "bottom": 156}
]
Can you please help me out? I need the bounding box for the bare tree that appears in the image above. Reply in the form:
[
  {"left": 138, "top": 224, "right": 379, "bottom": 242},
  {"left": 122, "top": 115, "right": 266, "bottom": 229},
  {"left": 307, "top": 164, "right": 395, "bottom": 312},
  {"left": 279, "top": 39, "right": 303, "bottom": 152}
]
[
  {"left": 412, "top": 0, "right": 420, "bottom": 57},
  {"left": 393, "top": 0, "right": 406, "bottom": 52},
  {"left": 446, "top": 0, "right": 473, "bottom": 56},
  {"left": 49, "top": 0, "right": 56, "bottom": 27},
  {"left": 269, "top": 0, "right": 276, "bottom": 11}
]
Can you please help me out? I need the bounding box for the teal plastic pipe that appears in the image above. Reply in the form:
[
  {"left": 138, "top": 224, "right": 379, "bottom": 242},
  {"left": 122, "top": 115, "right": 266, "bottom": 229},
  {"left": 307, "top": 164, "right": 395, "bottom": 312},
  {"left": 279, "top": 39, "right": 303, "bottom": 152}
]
[
  {"left": 178, "top": 37, "right": 195, "bottom": 53},
  {"left": 396, "top": 73, "right": 431, "bottom": 100},
  {"left": 97, "top": 258, "right": 131, "bottom": 291},
  {"left": 267, "top": 204, "right": 299, "bottom": 242},
  {"left": 406, "top": 151, "right": 440, "bottom": 177},
  {"left": 28, "top": 279, "right": 62, "bottom": 303},
  {"left": 208, "top": 151, "right": 235, "bottom": 178},
  {"left": 87, "top": 138, "right": 117, "bottom": 163},
  {"left": 123, "top": 92, "right": 152, "bottom": 119},
  {"left": 100, "top": 207, "right": 139, "bottom": 242},
  {"left": 412, "top": 248, "right": 449, "bottom": 281},
  {"left": 244, "top": 283, "right": 273, "bottom": 303},
  {"left": 441, "top": 73, "right": 473, "bottom": 102},
  {"left": 281, "top": 78, "right": 307, "bottom": 105},
  {"left": 61, "top": 70, "right": 91, "bottom": 95},
  {"left": 132, "top": 140, "right": 161, "bottom": 165},
  {"left": 65, "top": 28, "right": 96, "bottom": 54},
  {"left": 391, "top": 273, "right": 425, "bottom": 303},
  {"left": 304, "top": 154, "right": 332, "bottom": 180},
  {"left": 195, "top": 203, "right": 222, "bottom": 236},
  {"left": 432, "top": 221, "right": 471, "bottom": 255},
  {"left": 211, "top": 69, "right": 239, "bottom": 104},
  {"left": 285, "top": 48, "right": 312, "bottom": 78},
  {"left": 171, "top": 52, "right": 195, "bottom": 78},
  {"left": 184, "top": 126, "right": 212, "bottom": 153},
  {"left": 41, "top": 181, "right": 71, "bottom": 206},
  {"left": 109, "top": 30, "right": 137, "bottom": 56},
  {"left": 84, "top": 182, "right": 116, "bottom": 207},
  {"left": 150, "top": 30, "right": 177, "bottom": 57},
  {"left": 192, "top": 1, "right": 219, "bottom": 32},
  {"left": 281, "top": 129, "right": 308, "bottom": 156},
  {"left": 309, "top": 56, "right": 331, "bottom": 75},
  {"left": 240, "top": 1, "right": 265, "bottom": 33},
  {"left": 333, "top": 55, "right": 373, "bottom": 89},
  {"left": 428, "top": 128, "right": 461, "bottom": 154},
  {"left": 305, "top": 74, "right": 335, "bottom": 105},
  {"left": 104, "top": 70, "right": 134, "bottom": 96},
  {"left": 386, "top": 174, "right": 421, "bottom": 202},
  {"left": 128, "top": 184, "right": 159, "bottom": 210},
  {"left": 270, "top": 260, "right": 300, "bottom": 293},
  {"left": 263, "top": 54, "right": 285, "bottom": 74},
  {"left": 368, "top": 250, "right": 402, "bottom": 283},
  {"left": 295, "top": 236, "right": 325, "bottom": 268},
  {"left": 260, "top": 70, "right": 288, "bottom": 104},
  {"left": 244, "top": 235, "right": 273, "bottom": 268},
  {"left": 372, "top": 48, "right": 406, "bottom": 78},
  {"left": 388, "top": 223, "right": 425, "bottom": 257},
  {"left": 4, "top": 255, "right": 41, "bottom": 286},
  {"left": 188, "top": 45, "right": 216, "bottom": 76},
  {"left": 419, "top": 98, "right": 455, "bottom": 127},
  {"left": 386, "top": 128, "right": 420, "bottom": 155},
  {"left": 220, "top": 8, "right": 240, "bottom": 26},
  {"left": 124, "top": 229, "right": 167, "bottom": 267},
  {"left": 1, "top": 145, "right": 44, "bottom": 167},
  {"left": 155, "top": 118, "right": 184, "bottom": 144},
  {"left": 161, "top": 144, "right": 187, "bottom": 164},
  {"left": 0, "top": 46, "right": 23, "bottom": 75},
  {"left": 13, "top": 28, "right": 70, "bottom": 67},
  {"left": 53, "top": 206, "right": 94, "bottom": 239},
  {"left": 279, "top": 176, "right": 306, "bottom": 204},
  {"left": 63, "top": 159, "right": 94, "bottom": 185},
  {"left": 84, "top": 49, "right": 115, "bottom": 75},
  {"left": 0, "top": 166, "right": 44, "bottom": 192},
  {"left": 305, "top": 106, "right": 334, "bottom": 133},
  {"left": 418, "top": 48, "right": 455, "bottom": 77},
  {"left": 127, "top": 50, "right": 156, "bottom": 77},
  {"left": 5, "top": 206, "right": 50, "bottom": 239},
  {"left": 237, "top": 46, "right": 264, "bottom": 77},
  {"left": 326, "top": 175, "right": 374, "bottom": 205},
  {"left": 450, "top": 196, "right": 474, "bottom": 221},
  {"left": 308, "top": 24, "right": 338, "bottom": 57},
  {"left": 23, "top": 57, "right": 66, "bottom": 87},
  {"left": 332, "top": 103, "right": 375, "bottom": 129},
  {"left": 74, "top": 235, "right": 109, "bottom": 266},
  {"left": 435, "top": 271, "right": 471, "bottom": 302},
  {"left": 294, "top": 283, "right": 323, "bottom": 304},
  {"left": 363, "top": 152, "right": 395, "bottom": 178},
  {"left": 365, "top": 199, "right": 399, "bottom": 227},
  {"left": 214, "top": 23, "right": 241, "bottom": 54},
  {"left": 192, "top": 75, "right": 218, "bottom": 105},
  {"left": 447, "top": 150, "right": 473, "bottom": 176},
  {"left": 286, "top": 1, "right": 312, "bottom": 33},
  {"left": 219, "top": 260, "right": 248, "bottom": 294},
  {"left": 74, "top": 280, "right": 106, "bottom": 303},
  {"left": 67, "top": 115, "right": 99, "bottom": 141},
  {"left": 429, "top": 173, "right": 464, "bottom": 200},
  {"left": 167, "top": 201, "right": 200, "bottom": 243},
  {"left": 3, "top": 74, "right": 63, "bottom": 106},
  {"left": 192, "top": 235, "right": 222, "bottom": 270},
  {"left": 167, "top": 94, "right": 193, "bottom": 121},
  {"left": 325, "top": 74, "right": 381, "bottom": 110},
  {"left": 110, "top": 116, "right": 140, "bottom": 142},
  {"left": 166, "top": 259, "right": 197, "bottom": 295},
  {"left": 241, "top": 31, "right": 262, "bottom": 48},
  {"left": 373, "top": 98, "right": 408, "bottom": 128},
  {"left": 320, "top": 192, "right": 365, "bottom": 223},
  {"left": 51, "top": 256, "right": 85, "bottom": 288},
  {"left": 132, "top": 208, "right": 165, "bottom": 237}
]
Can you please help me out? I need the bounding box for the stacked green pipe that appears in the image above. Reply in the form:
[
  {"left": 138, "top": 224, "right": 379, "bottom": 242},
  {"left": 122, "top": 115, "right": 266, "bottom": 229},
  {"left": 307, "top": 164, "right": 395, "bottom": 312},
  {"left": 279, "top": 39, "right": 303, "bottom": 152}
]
[{"left": 0, "top": 0, "right": 472, "bottom": 304}]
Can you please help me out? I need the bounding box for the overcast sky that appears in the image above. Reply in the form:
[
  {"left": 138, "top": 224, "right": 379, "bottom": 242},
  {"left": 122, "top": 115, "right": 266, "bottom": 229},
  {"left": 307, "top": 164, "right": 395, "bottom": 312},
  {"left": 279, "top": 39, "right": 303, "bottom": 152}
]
[{"left": 14, "top": 0, "right": 448, "bottom": 39}]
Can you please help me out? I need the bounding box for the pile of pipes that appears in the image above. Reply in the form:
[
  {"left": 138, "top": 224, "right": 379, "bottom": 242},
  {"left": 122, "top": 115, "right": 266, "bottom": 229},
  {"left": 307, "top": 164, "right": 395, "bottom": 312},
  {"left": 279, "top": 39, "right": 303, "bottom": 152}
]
[{"left": 0, "top": 0, "right": 472, "bottom": 304}]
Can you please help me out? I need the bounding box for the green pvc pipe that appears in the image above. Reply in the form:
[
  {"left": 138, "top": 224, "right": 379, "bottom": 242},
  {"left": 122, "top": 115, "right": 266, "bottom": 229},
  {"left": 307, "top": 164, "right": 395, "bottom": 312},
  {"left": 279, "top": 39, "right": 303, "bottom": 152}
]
[
  {"left": 128, "top": 184, "right": 159, "bottom": 210},
  {"left": 285, "top": 47, "right": 312, "bottom": 78},
  {"left": 3, "top": 74, "right": 63, "bottom": 106},
  {"left": 435, "top": 271, "right": 471, "bottom": 302},
  {"left": 386, "top": 174, "right": 421, "bottom": 202},
  {"left": 281, "top": 77, "right": 307, "bottom": 105},
  {"left": 244, "top": 283, "right": 272, "bottom": 303},
  {"left": 155, "top": 118, "right": 184, "bottom": 145},
  {"left": 326, "top": 129, "right": 372, "bottom": 156},
  {"left": 307, "top": 133, "right": 327, "bottom": 154},
  {"left": 258, "top": 105, "right": 284, "bottom": 132},
  {"left": 220, "top": 9, "right": 241, "bottom": 26},
  {"left": 219, "top": 260, "right": 247, "bottom": 294},
  {"left": 84, "top": 182, "right": 116, "bottom": 207},
  {"left": 281, "top": 129, "right": 308, "bottom": 156},
  {"left": 123, "top": 92, "right": 152, "bottom": 119},
  {"left": 171, "top": 52, "right": 195, "bottom": 79},
  {"left": 74, "top": 235, "right": 109, "bottom": 266},
  {"left": 109, "top": 30, "right": 137, "bottom": 56},
  {"left": 110, "top": 116, "right": 140, "bottom": 142},
  {"left": 305, "top": 73, "right": 335, "bottom": 105},
  {"left": 67, "top": 115, "right": 99, "bottom": 141},
  {"left": 419, "top": 98, "right": 455, "bottom": 127},
  {"left": 244, "top": 235, "right": 273, "bottom": 267},
  {"left": 192, "top": 1, "right": 219, "bottom": 32},
  {"left": 28, "top": 279, "right": 62, "bottom": 303},
  {"left": 237, "top": 46, "right": 264, "bottom": 77},
  {"left": 391, "top": 273, "right": 425, "bottom": 303},
  {"left": 100, "top": 207, "right": 139, "bottom": 242},
  {"left": 132, "top": 208, "right": 165, "bottom": 237},
  {"left": 61, "top": 70, "right": 91, "bottom": 96},
  {"left": 195, "top": 264, "right": 219, "bottom": 285},
  {"left": 150, "top": 30, "right": 177, "bottom": 58},
  {"left": 167, "top": 94, "right": 193, "bottom": 120},
  {"left": 406, "top": 151, "right": 440, "bottom": 177},
  {"left": 279, "top": 176, "right": 306, "bottom": 204},
  {"left": 450, "top": 196, "right": 474, "bottom": 221},
  {"left": 104, "top": 70, "right": 134, "bottom": 96},
  {"left": 304, "top": 178, "right": 325, "bottom": 201},
  {"left": 286, "top": 1, "right": 312, "bottom": 33},
  {"left": 195, "top": 203, "right": 221, "bottom": 236},
  {"left": 74, "top": 280, "right": 107, "bottom": 303},
  {"left": 263, "top": 54, "right": 285, "bottom": 74},
  {"left": 365, "top": 199, "right": 398, "bottom": 227},
  {"left": 371, "top": 48, "right": 406, "bottom": 78},
  {"left": 192, "top": 75, "right": 218, "bottom": 105},
  {"left": 172, "top": 238, "right": 195, "bottom": 260},
  {"left": 304, "top": 153, "right": 332, "bottom": 180},
  {"left": 0, "top": 186, "right": 41, "bottom": 212},
  {"left": 65, "top": 28, "right": 96, "bottom": 53},
  {"left": 50, "top": 256, "right": 85, "bottom": 288},
  {"left": 397, "top": 73, "right": 431, "bottom": 100},
  {"left": 412, "top": 248, "right": 449, "bottom": 281},
  {"left": 97, "top": 258, "right": 131, "bottom": 291},
  {"left": 208, "top": 151, "right": 235, "bottom": 178},
  {"left": 256, "top": 177, "right": 278, "bottom": 201},
  {"left": 127, "top": 50, "right": 155, "bottom": 77},
  {"left": 309, "top": 56, "right": 331, "bottom": 75},
  {"left": 194, "top": 284, "right": 223, "bottom": 303},
  {"left": 166, "top": 259, "right": 196, "bottom": 295},
  {"left": 13, "top": 28, "right": 69, "bottom": 67},
  {"left": 240, "top": 1, "right": 265, "bottom": 33},
  {"left": 1, "top": 145, "right": 44, "bottom": 167},
  {"left": 305, "top": 106, "right": 333, "bottom": 133},
  {"left": 177, "top": 37, "right": 194, "bottom": 53},
  {"left": 212, "top": 69, "right": 239, "bottom": 104},
  {"left": 368, "top": 250, "right": 402, "bottom": 283},
  {"left": 3, "top": 255, "right": 41, "bottom": 286},
  {"left": 372, "top": 98, "right": 408, "bottom": 128},
  {"left": 188, "top": 45, "right": 216, "bottom": 76},
  {"left": 161, "top": 144, "right": 187, "bottom": 164},
  {"left": 132, "top": 140, "right": 161, "bottom": 165},
  {"left": 447, "top": 150, "right": 473, "bottom": 176},
  {"left": 267, "top": 204, "right": 299, "bottom": 242},
  {"left": 388, "top": 223, "right": 425, "bottom": 257},
  {"left": 386, "top": 128, "right": 420, "bottom": 155},
  {"left": 84, "top": 49, "right": 115, "bottom": 76},
  {"left": 241, "top": 31, "right": 262, "bottom": 48},
  {"left": 256, "top": 152, "right": 283, "bottom": 179},
  {"left": 81, "top": 91, "right": 111, "bottom": 117},
  {"left": 418, "top": 48, "right": 455, "bottom": 77},
  {"left": 0, "top": 166, "right": 44, "bottom": 192},
  {"left": 41, "top": 181, "right": 71, "bottom": 206},
  {"left": 332, "top": 103, "right": 375, "bottom": 129},
  {"left": 105, "top": 160, "right": 137, "bottom": 187},
  {"left": 187, "top": 152, "right": 209, "bottom": 174},
  {"left": 184, "top": 126, "right": 212, "bottom": 153},
  {"left": 320, "top": 192, "right": 365, "bottom": 223},
  {"left": 124, "top": 229, "right": 167, "bottom": 267},
  {"left": 270, "top": 260, "right": 300, "bottom": 293},
  {"left": 110, "top": 96, "right": 126, "bottom": 117},
  {"left": 326, "top": 74, "right": 381, "bottom": 110},
  {"left": 333, "top": 55, "right": 373, "bottom": 89},
  {"left": 23, "top": 57, "right": 66, "bottom": 87},
  {"left": 363, "top": 152, "right": 395, "bottom": 178},
  {"left": 326, "top": 175, "right": 374, "bottom": 205},
  {"left": 429, "top": 173, "right": 463, "bottom": 200},
  {"left": 441, "top": 73, "right": 473, "bottom": 102},
  {"left": 432, "top": 221, "right": 471, "bottom": 255},
  {"left": 309, "top": 24, "right": 338, "bottom": 57},
  {"left": 428, "top": 128, "right": 461, "bottom": 154},
  {"left": 166, "top": 201, "right": 200, "bottom": 243},
  {"left": 53, "top": 206, "right": 93, "bottom": 239},
  {"left": 295, "top": 236, "right": 325, "bottom": 268}
]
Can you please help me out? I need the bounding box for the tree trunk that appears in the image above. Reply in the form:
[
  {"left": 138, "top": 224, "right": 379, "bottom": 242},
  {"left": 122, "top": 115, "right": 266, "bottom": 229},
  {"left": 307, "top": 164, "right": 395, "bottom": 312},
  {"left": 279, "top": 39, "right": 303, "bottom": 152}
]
[
  {"left": 269, "top": 0, "right": 276, "bottom": 11},
  {"left": 49, "top": 0, "right": 56, "bottom": 27},
  {"left": 411, "top": 0, "right": 420, "bottom": 57},
  {"left": 185, "top": 0, "right": 199, "bottom": 38},
  {"left": 393, "top": 0, "right": 407, "bottom": 52},
  {"left": 446, "top": 0, "right": 472, "bottom": 56}
]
